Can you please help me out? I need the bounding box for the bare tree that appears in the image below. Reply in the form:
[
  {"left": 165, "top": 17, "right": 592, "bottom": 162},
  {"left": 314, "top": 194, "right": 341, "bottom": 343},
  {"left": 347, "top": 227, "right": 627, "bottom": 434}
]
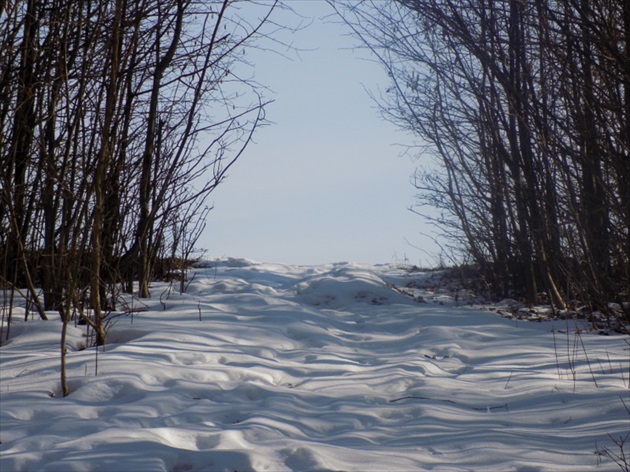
[
  {"left": 333, "top": 0, "right": 629, "bottom": 322},
  {"left": 1, "top": 0, "right": 282, "bottom": 393}
]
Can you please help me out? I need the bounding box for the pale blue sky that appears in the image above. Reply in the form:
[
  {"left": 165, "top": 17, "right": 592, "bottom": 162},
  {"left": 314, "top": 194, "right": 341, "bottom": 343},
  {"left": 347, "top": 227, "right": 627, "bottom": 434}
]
[{"left": 200, "top": 1, "right": 439, "bottom": 266}]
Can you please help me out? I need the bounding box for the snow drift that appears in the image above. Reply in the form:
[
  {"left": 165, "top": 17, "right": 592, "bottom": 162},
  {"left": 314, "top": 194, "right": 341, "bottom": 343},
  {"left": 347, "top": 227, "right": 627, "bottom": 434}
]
[{"left": 1, "top": 259, "right": 628, "bottom": 471}]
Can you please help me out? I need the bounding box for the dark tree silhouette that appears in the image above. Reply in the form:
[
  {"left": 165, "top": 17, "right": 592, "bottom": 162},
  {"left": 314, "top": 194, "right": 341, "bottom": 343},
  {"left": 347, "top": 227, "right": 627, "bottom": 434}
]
[{"left": 333, "top": 0, "right": 629, "bottom": 326}]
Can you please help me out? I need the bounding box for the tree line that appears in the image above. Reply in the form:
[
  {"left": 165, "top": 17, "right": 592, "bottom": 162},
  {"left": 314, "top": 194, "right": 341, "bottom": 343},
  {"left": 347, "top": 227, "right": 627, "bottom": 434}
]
[
  {"left": 335, "top": 0, "right": 630, "bottom": 327},
  {"left": 1, "top": 0, "right": 277, "bottom": 363}
]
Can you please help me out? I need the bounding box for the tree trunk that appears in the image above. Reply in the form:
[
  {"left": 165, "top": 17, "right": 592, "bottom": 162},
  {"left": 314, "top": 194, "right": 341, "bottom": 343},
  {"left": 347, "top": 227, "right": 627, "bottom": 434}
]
[{"left": 137, "top": 0, "right": 184, "bottom": 298}]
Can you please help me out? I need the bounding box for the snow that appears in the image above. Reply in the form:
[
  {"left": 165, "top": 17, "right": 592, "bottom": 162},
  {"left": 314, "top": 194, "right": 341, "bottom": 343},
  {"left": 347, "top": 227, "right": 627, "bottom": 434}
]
[{"left": 1, "top": 258, "right": 628, "bottom": 471}]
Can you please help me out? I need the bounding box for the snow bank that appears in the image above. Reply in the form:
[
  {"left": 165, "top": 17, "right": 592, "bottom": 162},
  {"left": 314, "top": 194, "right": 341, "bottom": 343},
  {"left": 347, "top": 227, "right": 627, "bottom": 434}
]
[{"left": 295, "top": 265, "right": 415, "bottom": 308}]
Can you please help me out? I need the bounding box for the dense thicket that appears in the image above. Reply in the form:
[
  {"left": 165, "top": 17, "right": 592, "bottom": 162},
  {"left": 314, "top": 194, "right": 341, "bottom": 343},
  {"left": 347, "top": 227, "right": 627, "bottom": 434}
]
[
  {"left": 336, "top": 0, "right": 630, "bottom": 325},
  {"left": 1, "top": 0, "right": 276, "bottom": 352}
]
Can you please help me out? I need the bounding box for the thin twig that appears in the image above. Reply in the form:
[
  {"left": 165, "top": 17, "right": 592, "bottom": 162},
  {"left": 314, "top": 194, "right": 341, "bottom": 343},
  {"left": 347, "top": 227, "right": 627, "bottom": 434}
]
[
  {"left": 504, "top": 371, "right": 513, "bottom": 389},
  {"left": 577, "top": 331, "right": 599, "bottom": 388},
  {"left": 552, "top": 328, "right": 562, "bottom": 380}
]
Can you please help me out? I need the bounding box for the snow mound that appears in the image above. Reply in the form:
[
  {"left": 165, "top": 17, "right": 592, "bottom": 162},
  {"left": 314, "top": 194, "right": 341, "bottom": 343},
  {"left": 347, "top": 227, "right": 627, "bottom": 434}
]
[{"left": 295, "top": 266, "right": 415, "bottom": 308}]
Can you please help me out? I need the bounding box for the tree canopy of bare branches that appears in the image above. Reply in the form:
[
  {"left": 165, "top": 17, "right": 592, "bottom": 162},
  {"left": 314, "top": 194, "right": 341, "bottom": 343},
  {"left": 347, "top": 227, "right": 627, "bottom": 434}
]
[
  {"left": 334, "top": 0, "right": 629, "bottom": 326},
  {"left": 1, "top": 0, "right": 278, "bottom": 366}
]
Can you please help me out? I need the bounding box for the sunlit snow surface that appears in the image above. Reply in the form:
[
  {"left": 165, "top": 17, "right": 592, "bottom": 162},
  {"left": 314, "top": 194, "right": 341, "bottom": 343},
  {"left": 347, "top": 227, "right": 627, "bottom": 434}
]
[{"left": 1, "top": 259, "right": 628, "bottom": 471}]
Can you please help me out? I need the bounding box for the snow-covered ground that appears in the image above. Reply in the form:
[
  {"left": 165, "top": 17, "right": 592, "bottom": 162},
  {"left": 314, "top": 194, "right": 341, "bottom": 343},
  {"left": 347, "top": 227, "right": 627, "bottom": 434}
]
[{"left": 1, "top": 259, "right": 628, "bottom": 471}]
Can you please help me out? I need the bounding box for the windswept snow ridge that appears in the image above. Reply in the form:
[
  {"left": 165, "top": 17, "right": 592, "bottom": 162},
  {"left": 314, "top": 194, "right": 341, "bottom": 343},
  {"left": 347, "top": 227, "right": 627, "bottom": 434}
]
[{"left": 1, "top": 259, "right": 628, "bottom": 471}]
